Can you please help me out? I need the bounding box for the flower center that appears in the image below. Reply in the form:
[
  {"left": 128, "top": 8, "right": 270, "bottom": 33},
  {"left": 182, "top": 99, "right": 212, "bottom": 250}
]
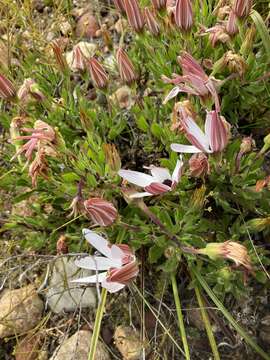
[{"left": 163, "top": 179, "right": 172, "bottom": 187}]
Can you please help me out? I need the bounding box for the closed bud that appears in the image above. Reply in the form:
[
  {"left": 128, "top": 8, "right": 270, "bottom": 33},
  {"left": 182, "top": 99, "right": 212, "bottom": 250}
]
[
  {"left": 87, "top": 58, "right": 109, "bottom": 89},
  {"left": 51, "top": 39, "right": 68, "bottom": 72},
  {"left": 84, "top": 198, "right": 118, "bottom": 226},
  {"left": 240, "top": 136, "right": 254, "bottom": 154},
  {"left": 175, "top": 0, "right": 193, "bottom": 31},
  {"left": 240, "top": 25, "right": 256, "bottom": 55},
  {"left": 103, "top": 143, "right": 122, "bottom": 173},
  {"left": 144, "top": 7, "right": 160, "bottom": 36},
  {"left": 124, "top": 0, "right": 145, "bottom": 33},
  {"left": 233, "top": 0, "right": 252, "bottom": 18},
  {"left": 189, "top": 153, "right": 210, "bottom": 178},
  {"left": 190, "top": 184, "right": 206, "bottom": 209},
  {"left": 0, "top": 74, "right": 16, "bottom": 100},
  {"left": 116, "top": 48, "right": 137, "bottom": 84},
  {"left": 197, "top": 241, "right": 252, "bottom": 272},
  {"left": 226, "top": 10, "right": 238, "bottom": 35},
  {"left": 68, "top": 44, "right": 85, "bottom": 71},
  {"left": 18, "top": 78, "right": 45, "bottom": 104},
  {"left": 152, "top": 0, "right": 166, "bottom": 10}
]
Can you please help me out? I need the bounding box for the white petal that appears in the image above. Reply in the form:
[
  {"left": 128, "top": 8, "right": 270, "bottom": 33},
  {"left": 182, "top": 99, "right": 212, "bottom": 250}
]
[
  {"left": 172, "top": 159, "right": 183, "bottom": 183},
  {"left": 74, "top": 256, "right": 122, "bottom": 271},
  {"left": 82, "top": 229, "right": 113, "bottom": 259},
  {"left": 118, "top": 169, "right": 154, "bottom": 187},
  {"left": 185, "top": 116, "right": 210, "bottom": 152},
  {"left": 163, "top": 86, "right": 181, "bottom": 104},
  {"left": 150, "top": 167, "right": 171, "bottom": 182},
  {"left": 111, "top": 245, "right": 125, "bottom": 261},
  {"left": 129, "top": 191, "right": 154, "bottom": 198},
  {"left": 171, "top": 143, "right": 201, "bottom": 153},
  {"left": 101, "top": 279, "right": 125, "bottom": 293},
  {"left": 71, "top": 271, "right": 107, "bottom": 283}
]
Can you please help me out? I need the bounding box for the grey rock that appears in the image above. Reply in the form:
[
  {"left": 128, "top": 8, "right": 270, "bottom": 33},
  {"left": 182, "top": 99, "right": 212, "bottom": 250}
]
[
  {"left": 50, "top": 330, "right": 110, "bottom": 360},
  {"left": 46, "top": 257, "right": 96, "bottom": 314}
]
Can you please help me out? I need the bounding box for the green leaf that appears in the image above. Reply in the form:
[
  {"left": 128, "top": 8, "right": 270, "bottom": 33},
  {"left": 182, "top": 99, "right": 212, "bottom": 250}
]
[
  {"left": 136, "top": 116, "right": 149, "bottom": 132},
  {"left": 149, "top": 245, "right": 164, "bottom": 263},
  {"left": 250, "top": 10, "right": 270, "bottom": 59}
]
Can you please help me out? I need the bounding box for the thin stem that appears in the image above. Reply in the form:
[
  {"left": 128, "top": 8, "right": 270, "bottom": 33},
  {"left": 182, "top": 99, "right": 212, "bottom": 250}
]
[
  {"left": 194, "top": 284, "right": 220, "bottom": 360},
  {"left": 88, "top": 288, "right": 107, "bottom": 360},
  {"left": 171, "top": 274, "right": 190, "bottom": 360}
]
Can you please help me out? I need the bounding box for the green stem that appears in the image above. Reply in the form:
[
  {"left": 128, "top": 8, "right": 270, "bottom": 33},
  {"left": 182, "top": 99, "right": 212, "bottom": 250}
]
[
  {"left": 171, "top": 274, "right": 190, "bottom": 360},
  {"left": 88, "top": 288, "right": 107, "bottom": 360},
  {"left": 194, "top": 285, "right": 220, "bottom": 360},
  {"left": 192, "top": 267, "right": 270, "bottom": 360}
]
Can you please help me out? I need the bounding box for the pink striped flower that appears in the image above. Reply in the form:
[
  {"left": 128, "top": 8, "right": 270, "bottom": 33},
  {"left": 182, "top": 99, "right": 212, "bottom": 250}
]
[
  {"left": 118, "top": 158, "right": 183, "bottom": 198},
  {"left": 84, "top": 198, "right": 118, "bottom": 226},
  {"left": 73, "top": 229, "right": 139, "bottom": 293},
  {"left": 124, "top": 0, "right": 145, "bottom": 33},
  {"left": 69, "top": 44, "right": 85, "bottom": 71},
  {"left": 175, "top": 0, "right": 193, "bottom": 31},
  {"left": 162, "top": 51, "right": 220, "bottom": 111},
  {"left": 87, "top": 58, "right": 108, "bottom": 89},
  {"left": 233, "top": 0, "right": 252, "bottom": 18},
  {"left": 0, "top": 74, "right": 16, "bottom": 100},
  {"left": 12, "top": 120, "right": 56, "bottom": 162},
  {"left": 144, "top": 7, "right": 160, "bottom": 36},
  {"left": 116, "top": 48, "right": 137, "bottom": 84},
  {"left": 171, "top": 109, "right": 229, "bottom": 154},
  {"left": 51, "top": 39, "right": 68, "bottom": 72},
  {"left": 113, "top": 0, "right": 126, "bottom": 12}
]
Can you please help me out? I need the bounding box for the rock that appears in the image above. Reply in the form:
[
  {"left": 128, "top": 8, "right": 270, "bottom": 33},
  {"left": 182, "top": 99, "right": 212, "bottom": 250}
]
[
  {"left": 15, "top": 333, "right": 42, "bottom": 360},
  {"left": 114, "top": 326, "right": 145, "bottom": 360},
  {"left": 45, "top": 257, "right": 96, "bottom": 314},
  {"left": 76, "top": 12, "right": 99, "bottom": 38},
  {"left": 0, "top": 285, "right": 43, "bottom": 338},
  {"left": 110, "top": 86, "right": 135, "bottom": 109},
  {"left": 50, "top": 330, "right": 110, "bottom": 360}
]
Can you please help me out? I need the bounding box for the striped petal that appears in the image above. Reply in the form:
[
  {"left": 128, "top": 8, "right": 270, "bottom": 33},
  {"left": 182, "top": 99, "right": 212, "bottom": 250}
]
[
  {"left": 144, "top": 182, "right": 171, "bottom": 194},
  {"left": 118, "top": 169, "right": 154, "bottom": 187}
]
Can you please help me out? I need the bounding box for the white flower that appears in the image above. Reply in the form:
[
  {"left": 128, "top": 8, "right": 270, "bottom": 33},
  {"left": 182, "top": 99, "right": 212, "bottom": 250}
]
[
  {"left": 118, "top": 158, "right": 183, "bottom": 198},
  {"left": 73, "top": 229, "right": 139, "bottom": 293}
]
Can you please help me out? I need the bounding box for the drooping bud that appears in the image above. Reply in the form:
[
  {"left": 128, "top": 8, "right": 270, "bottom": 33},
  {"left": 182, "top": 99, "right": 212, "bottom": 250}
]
[
  {"left": 84, "top": 198, "right": 118, "bottom": 226},
  {"left": 87, "top": 58, "right": 109, "bottom": 89},
  {"left": 144, "top": 7, "right": 160, "bottom": 36},
  {"left": 66, "top": 42, "right": 97, "bottom": 72},
  {"left": 235, "top": 136, "right": 255, "bottom": 172},
  {"left": 206, "top": 110, "right": 230, "bottom": 153},
  {"left": 175, "top": 0, "right": 193, "bottom": 31},
  {"left": 233, "top": 0, "right": 253, "bottom": 18},
  {"left": 103, "top": 143, "right": 122, "bottom": 173},
  {"left": 197, "top": 241, "right": 252, "bottom": 272},
  {"left": 240, "top": 25, "right": 256, "bottom": 56},
  {"left": 29, "top": 149, "right": 48, "bottom": 187},
  {"left": 0, "top": 74, "right": 16, "bottom": 100},
  {"left": 152, "top": 0, "right": 166, "bottom": 10},
  {"left": 226, "top": 10, "right": 238, "bottom": 35},
  {"left": 116, "top": 48, "right": 137, "bottom": 84},
  {"left": 51, "top": 39, "right": 68, "bottom": 72},
  {"left": 124, "top": 0, "right": 145, "bottom": 33},
  {"left": 189, "top": 153, "right": 210, "bottom": 178},
  {"left": 68, "top": 44, "right": 85, "bottom": 71},
  {"left": 113, "top": 0, "right": 126, "bottom": 12},
  {"left": 18, "top": 78, "right": 45, "bottom": 105}
]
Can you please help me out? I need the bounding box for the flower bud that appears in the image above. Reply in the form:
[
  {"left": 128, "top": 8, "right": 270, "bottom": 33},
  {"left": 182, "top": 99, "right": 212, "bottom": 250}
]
[
  {"left": 84, "top": 198, "right": 118, "bottom": 226},
  {"left": 190, "top": 184, "right": 206, "bottom": 209},
  {"left": 18, "top": 78, "right": 45, "bottom": 104},
  {"left": 175, "top": 0, "right": 193, "bottom": 31},
  {"left": 233, "top": 0, "right": 252, "bottom": 18},
  {"left": 226, "top": 10, "right": 238, "bottom": 35},
  {"left": 240, "top": 136, "right": 254, "bottom": 154},
  {"left": 144, "top": 7, "right": 160, "bottom": 36},
  {"left": 246, "top": 217, "right": 270, "bottom": 232},
  {"left": 116, "top": 48, "right": 137, "bottom": 84},
  {"left": 51, "top": 39, "right": 68, "bottom": 72},
  {"left": 189, "top": 153, "right": 210, "bottom": 178},
  {"left": 240, "top": 25, "right": 256, "bottom": 56},
  {"left": 103, "top": 143, "right": 122, "bottom": 173},
  {"left": 56, "top": 235, "right": 69, "bottom": 254},
  {"left": 197, "top": 241, "right": 252, "bottom": 272},
  {"left": 0, "top": 74, "right": 16, "bottom": 100},
  {"left": 152, "top": 0, "right": 166, "bottom": 10},
  {"left": 87, "top": 58, "right": 109, "bottom": 89},
  {"left": 68, "top": 44, "right": 85, "bottom": 71},
  {"left": 124, "top": 0, "right": 145, "bottom": 33}
]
